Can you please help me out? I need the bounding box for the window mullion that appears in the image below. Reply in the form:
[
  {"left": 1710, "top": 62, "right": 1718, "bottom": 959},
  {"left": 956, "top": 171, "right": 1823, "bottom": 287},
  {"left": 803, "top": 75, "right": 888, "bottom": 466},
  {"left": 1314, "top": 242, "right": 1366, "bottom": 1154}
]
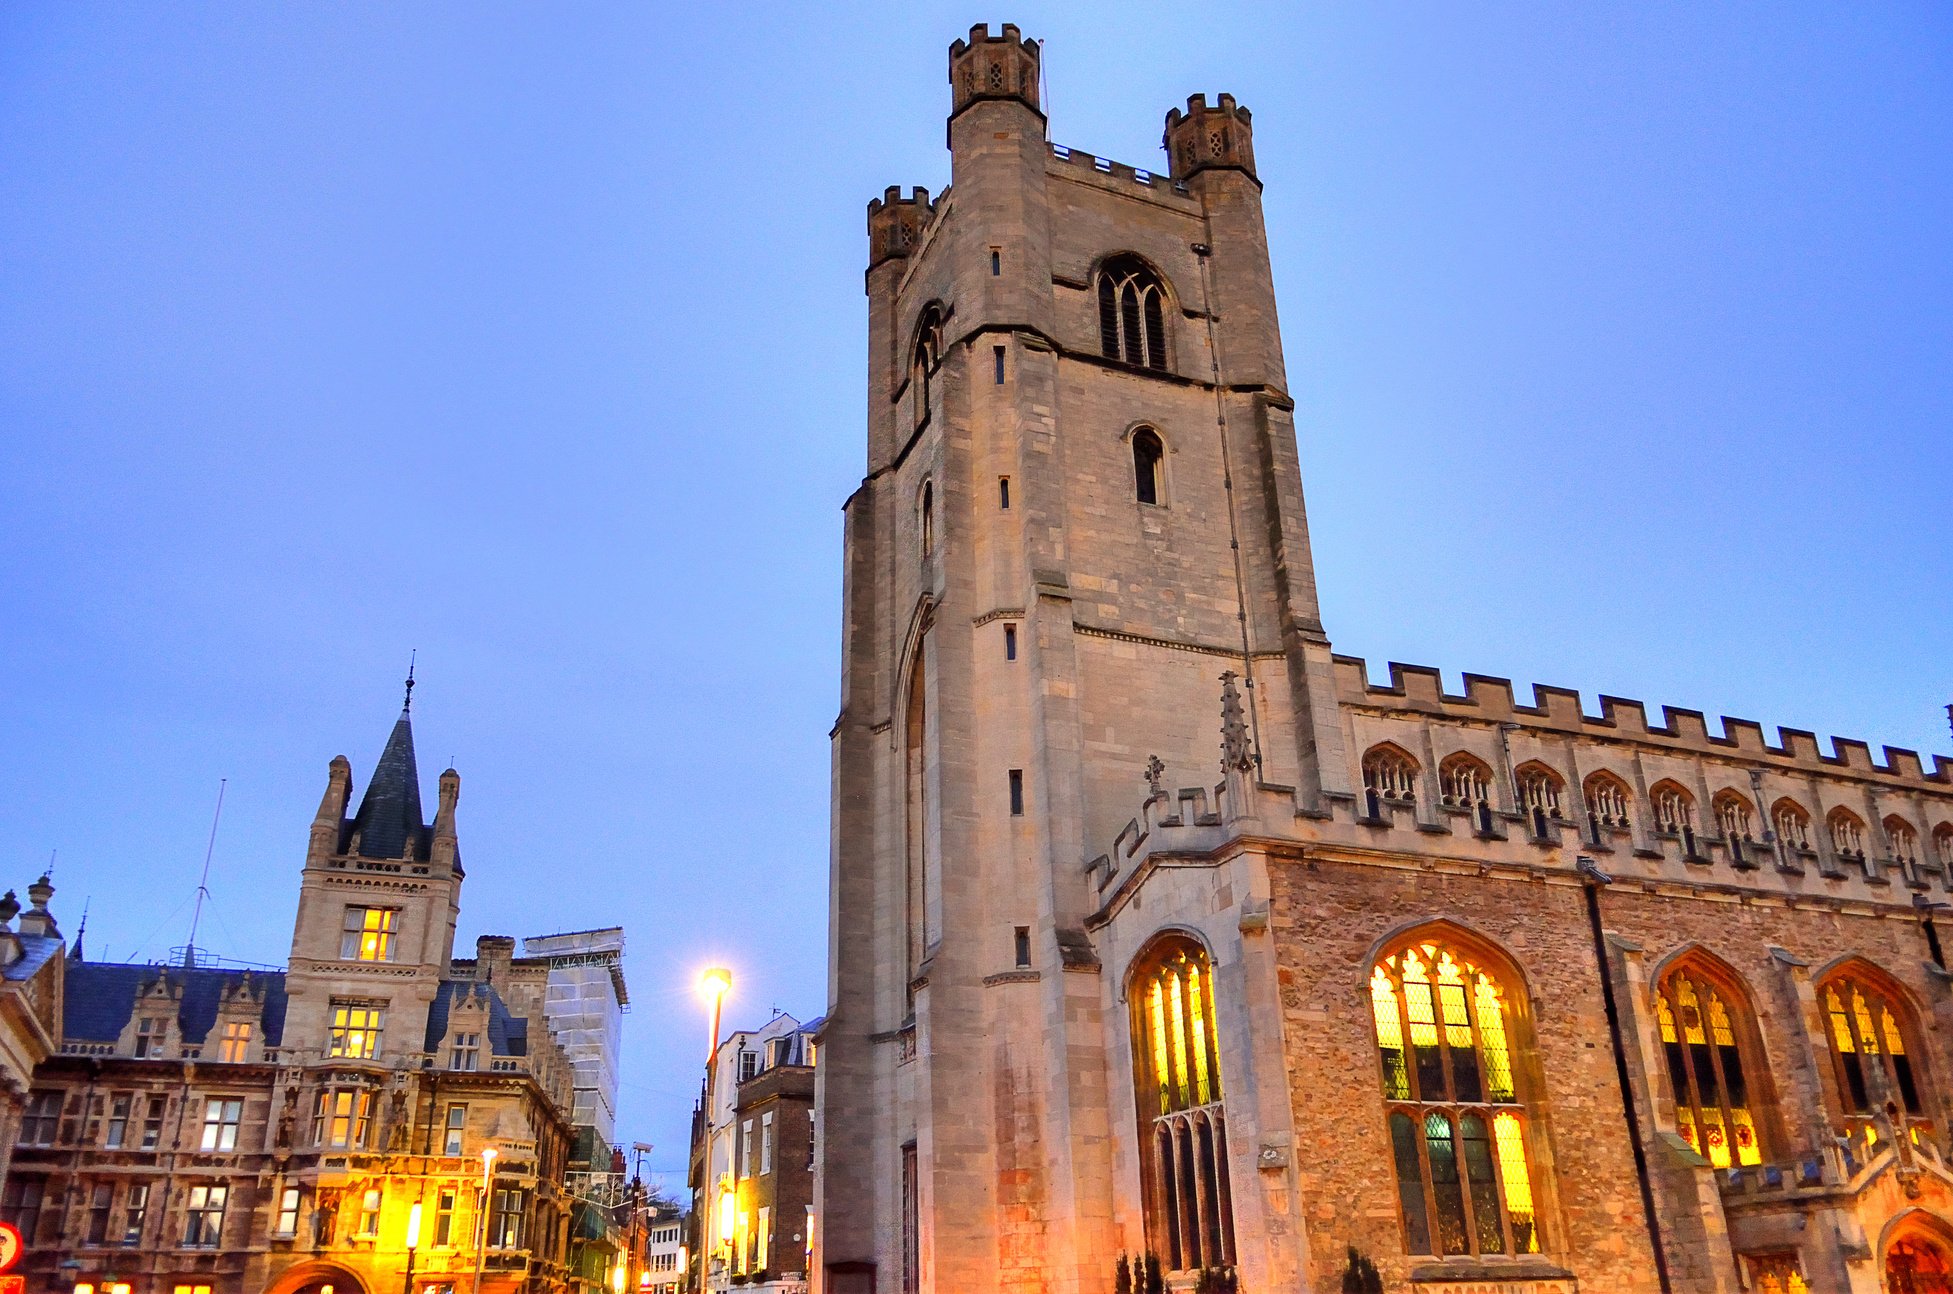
[{"left": 1396, "top": 972, "right": 1421, "bottom": 1103}]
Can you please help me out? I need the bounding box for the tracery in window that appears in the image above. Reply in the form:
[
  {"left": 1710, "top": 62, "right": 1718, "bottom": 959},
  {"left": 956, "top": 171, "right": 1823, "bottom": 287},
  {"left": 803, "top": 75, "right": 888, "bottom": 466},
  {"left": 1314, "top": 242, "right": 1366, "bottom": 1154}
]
[
  {"left": 1829, "top": 807, "right": 1867, "bottom": 859},
  {"left": 1818, "top": 962, "right": 1929, "bottom": 1138},
  {"left": 1886, "top": 816, "right": 1920, "bottom": 867},
  {"left": 1438, "top": 754, "right": 1492, "bottom": 810},
  {"left": 1097, "top": 255, "right": 1169, "bottom": 371},
  {"left": 1773, "top": 799, "right": 1813, "bottom": 851},
  {"left": 1935, "top": 824, "right": 1953, "bottom": 871},
  {"left": 1583, "top": 771, "right": 1631, "bottom": 832},
  {"left": 1650, "top": 781, "right": 1696, "bottom": 836},
  {"left": 1129, "top": 935, "right": 1234, "bottom": 1274},
  {"left": 909, "top": 306, "right": 943, "bottom": 429},
  {"left": 1132, "top": 428, "right": 1164, "bottom": 506},
  {"left": 1714, "top": 790, "right": 1756, "bottom": 842},
  {"left": 1653, "top": 958, "right": 1769, "bottom": 1169},
  {"left": 1371, "top": 931, "right": 1541, "bottom": 1258},
  {"left": 1514, "top": 763, "right": 1564, "bottom": 821},
  {"left": 1362, "top": 744, "right": 1419, "bottom": 807},
  {"left": 1887, "top": 1228, "right": 1953, "bottom": 1294}
]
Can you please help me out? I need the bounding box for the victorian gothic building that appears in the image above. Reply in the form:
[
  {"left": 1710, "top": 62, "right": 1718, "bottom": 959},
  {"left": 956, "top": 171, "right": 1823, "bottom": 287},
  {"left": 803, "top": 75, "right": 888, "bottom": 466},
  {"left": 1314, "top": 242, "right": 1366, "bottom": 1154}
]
[
  {"left": 817, "top": 27, "right": 1953, "bottom": 1294},
  {"left": 4, "top": 695, "right": 589, "bottom": 1294}
]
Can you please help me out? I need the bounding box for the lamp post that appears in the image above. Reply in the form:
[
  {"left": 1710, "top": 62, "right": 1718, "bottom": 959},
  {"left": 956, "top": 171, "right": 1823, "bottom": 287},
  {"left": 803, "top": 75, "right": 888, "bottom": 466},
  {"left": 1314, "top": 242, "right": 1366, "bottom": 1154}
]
[
  {"left": 695, "top": 968, "right": 731, "bottom": 1294},
  {"left": 403, "top": 1200, "right": 422, "bottom": 1294},
  {"left": 471, "top": 1146, "right": 498, "bottom": 1294}
]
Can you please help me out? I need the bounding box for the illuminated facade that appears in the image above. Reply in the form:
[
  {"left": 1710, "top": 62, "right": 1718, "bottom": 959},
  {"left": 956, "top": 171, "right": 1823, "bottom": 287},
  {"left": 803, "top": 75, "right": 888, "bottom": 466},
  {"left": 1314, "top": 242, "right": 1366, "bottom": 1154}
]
[
  {"left": 819, "top": 25, "right": 1953, "bottom": 1294},
  {"left": 3, "top": 695, "right": 584, "bottom": 1294}
]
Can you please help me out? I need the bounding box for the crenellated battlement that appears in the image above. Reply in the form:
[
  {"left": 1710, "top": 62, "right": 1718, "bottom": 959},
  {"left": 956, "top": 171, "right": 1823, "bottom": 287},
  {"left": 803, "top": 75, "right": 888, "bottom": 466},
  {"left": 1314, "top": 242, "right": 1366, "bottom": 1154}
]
[
  {"left": 866, "top": 185, "right": 937, "bottom": 271},
  {"left": 949, "top": 23, "right": 1042, "bottom": 121},
  {"left": 1333, "top": 654, "right": 1953, "bottom": 784},
  {"left": 1163, "top": 92, "right": 1256, "bottom": 183}
]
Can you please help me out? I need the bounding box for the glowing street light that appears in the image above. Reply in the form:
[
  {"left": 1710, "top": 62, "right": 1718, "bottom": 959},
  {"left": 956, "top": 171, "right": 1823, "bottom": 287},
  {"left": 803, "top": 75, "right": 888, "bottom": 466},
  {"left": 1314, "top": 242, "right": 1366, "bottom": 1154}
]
[
  {"left": 403, "top": 1201, "right": 423, "bottom": 1294},
  {"left": 471, "top": 1147, "right": 499, "bottom": 1294},
  {"left": 697, "top": 966, "right": 732, "bottom": 1063}
]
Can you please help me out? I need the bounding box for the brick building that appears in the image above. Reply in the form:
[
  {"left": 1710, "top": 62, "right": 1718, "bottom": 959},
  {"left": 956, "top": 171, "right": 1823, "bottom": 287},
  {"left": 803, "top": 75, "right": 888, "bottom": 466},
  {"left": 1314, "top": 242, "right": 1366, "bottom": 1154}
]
[
  {"left": 4, "top": 690, "right": 594, "bottom": 1294},
  {"left": 691, "top": 1016, "right": 817, "bottom": 1294},
  {"left": 818, "top": 26, "right": 1953, "bottom": 1294}
]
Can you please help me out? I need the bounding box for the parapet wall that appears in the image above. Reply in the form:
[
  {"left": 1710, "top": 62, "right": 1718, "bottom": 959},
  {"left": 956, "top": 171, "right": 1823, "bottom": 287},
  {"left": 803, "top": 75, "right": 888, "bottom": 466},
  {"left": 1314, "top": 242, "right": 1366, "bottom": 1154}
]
[{"left": 1333, "top": 654, "right": 1953, "bottom": 785}]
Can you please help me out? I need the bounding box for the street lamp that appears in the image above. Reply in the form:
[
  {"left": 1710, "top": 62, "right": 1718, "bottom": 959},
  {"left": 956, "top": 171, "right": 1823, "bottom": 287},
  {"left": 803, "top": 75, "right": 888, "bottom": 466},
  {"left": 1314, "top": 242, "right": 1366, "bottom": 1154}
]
[
  {"left": 403, "top": 1201, "right": 422, "bottom": 1294},
  {"left": 697, "top": 967, "right": 732, "bottom": 1063},
  {"left": 471, "top": 1146, "right": 499, "bottom": 1294}
]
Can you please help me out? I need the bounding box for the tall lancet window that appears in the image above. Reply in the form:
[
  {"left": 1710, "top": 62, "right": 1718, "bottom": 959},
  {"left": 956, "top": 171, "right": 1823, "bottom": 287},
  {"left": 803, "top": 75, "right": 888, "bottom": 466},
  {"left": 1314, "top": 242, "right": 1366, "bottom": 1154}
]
[
  {"left": 1371, "top": 931, "right": 1543, "bottom": 1259},
  {"left": 1097, "top": 256, "right": 1170, "bottom": 371},
  {"left": 1130, "top": 936, "right": 1235, "bottom": 1274}
]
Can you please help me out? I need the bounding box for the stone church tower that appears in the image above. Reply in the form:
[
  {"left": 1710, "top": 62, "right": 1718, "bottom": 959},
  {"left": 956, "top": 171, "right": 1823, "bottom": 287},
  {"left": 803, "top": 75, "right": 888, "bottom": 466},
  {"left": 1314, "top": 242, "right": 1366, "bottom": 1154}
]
[{"left": 822, "top": 26, "right": 1953, "bottom": 1294}]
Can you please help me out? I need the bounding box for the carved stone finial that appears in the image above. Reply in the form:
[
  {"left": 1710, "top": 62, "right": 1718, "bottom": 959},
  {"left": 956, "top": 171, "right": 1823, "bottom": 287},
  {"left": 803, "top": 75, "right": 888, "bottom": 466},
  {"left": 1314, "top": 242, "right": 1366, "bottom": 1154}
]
[
  {"left": 1220, "top": 672, "right": 1253, "bottom": 773},
  {"left": 1144, "top": 755, "right": 1166, "bottom": 798}
]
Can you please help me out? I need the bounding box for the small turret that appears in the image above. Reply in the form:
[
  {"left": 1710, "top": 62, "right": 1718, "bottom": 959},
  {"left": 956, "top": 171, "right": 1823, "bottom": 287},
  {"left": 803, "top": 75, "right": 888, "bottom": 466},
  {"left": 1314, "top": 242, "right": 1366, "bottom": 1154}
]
[
  {"left": 867, "top": 186, "right": 933, "bottom": 272},
  {"left": 18, "top": 874, "right": 56, "bottom": 938},
  {"left": 431, "top": 767, "right": 462, "bottom": 872},
  {"left": 948, "top": 23, "right": 1041, "bottom": 122},
  {"left": 310, "top": 755, "right": 353, "bottom": 860},
  {"left": 1164, "top": 93, "right": 1257, "bottom": 184}
]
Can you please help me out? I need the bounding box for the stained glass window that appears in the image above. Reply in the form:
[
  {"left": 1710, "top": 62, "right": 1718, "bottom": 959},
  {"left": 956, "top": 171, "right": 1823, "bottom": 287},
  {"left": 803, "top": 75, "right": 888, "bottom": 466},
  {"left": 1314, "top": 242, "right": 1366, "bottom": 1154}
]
[
  {"left": 1887, "top": 1234, "right": 1953, "bottom": 1294},
  {"left": 1371, "top": 935, "right": 1541, "bottom": 1258},
  {"left": 1130, "top": 937, "right": 1234, "bottom": 1274},
  {"left": 1654, "top": 963, "right": 1767, "bottom": 1169},
  {"left": 1819, "top": 967, "right": 1929, "bottom": 1139},
  {"left": 1745, "top": 1253, "right": 1810, "bottom": 1294}
]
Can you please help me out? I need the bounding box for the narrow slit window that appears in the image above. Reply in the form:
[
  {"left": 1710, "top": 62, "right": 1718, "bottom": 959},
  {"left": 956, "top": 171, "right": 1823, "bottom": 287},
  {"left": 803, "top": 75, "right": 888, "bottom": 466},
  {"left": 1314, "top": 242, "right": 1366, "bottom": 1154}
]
[
  {"left": 994, "top": 345, "right": 1006, "bottom": 385},
  {"left": 998, "top": 476, "right": 1011, "bottom": 510},
  {"left": 1009, "top": 769, "right": 1025, "bottom": 816},
  {"left": 1004, "top": 624, "right": 1017, "bottom": 660},
  {"left": 1132, "top": 429, "right": 1164, "bottom": 505},
  {"left": 1014, "top": 926, "right": 1031, "bottom": 968},
  {"left": 990, "top": 249, "right": 1002, "bottom": 276}
]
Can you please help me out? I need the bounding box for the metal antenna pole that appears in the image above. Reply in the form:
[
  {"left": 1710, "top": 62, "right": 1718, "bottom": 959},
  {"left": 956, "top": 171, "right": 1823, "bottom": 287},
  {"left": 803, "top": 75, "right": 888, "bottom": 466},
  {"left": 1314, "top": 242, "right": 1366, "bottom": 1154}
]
[{"left": 184, "top": 778, "right": 227, "bottom": 967}]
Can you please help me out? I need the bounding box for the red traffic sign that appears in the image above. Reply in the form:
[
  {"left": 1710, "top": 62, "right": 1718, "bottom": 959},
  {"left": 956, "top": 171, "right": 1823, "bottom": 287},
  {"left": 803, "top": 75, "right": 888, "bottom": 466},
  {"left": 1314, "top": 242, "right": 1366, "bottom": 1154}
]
[
  {"left": 0, "top": 1221, "right": 20, "bottom": 1273},
  {"left": 0, "top": 1273, "right": 23, "bottom": 1294}
]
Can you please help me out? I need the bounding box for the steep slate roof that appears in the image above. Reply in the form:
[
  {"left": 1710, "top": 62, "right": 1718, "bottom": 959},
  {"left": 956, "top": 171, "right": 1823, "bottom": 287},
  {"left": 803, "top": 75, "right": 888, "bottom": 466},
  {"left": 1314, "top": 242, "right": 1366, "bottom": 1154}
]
[
  {"left": 346, "top": 708, "right": 428, "bottom": 861},
  {"left": 3, "top": 934, "right": 64, "bottom": 984},
  {"left": 424, "top": 980, "right": 528, "bottom": 1057},
  {"left": 63, "top": 963, "right": 288, "bottom": 1046}
]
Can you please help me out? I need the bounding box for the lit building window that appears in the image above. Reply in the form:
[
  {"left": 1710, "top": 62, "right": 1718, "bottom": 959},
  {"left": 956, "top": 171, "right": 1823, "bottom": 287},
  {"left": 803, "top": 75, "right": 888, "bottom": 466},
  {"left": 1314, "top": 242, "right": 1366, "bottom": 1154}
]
[
  {"left": 359, "top": 1188, "right": 382, "bottom": 1237},
  {"left": 1746, "top": 1252, "right": 1811, "bottom": 1293},
  {"left": 1818, "top": 964, "right": 1930, "bottom": 1139},
  {"left": 341, "top": 906, "right": 400, "bottom": 961},
  {"left": 1654, "top": 960, "right": 1769, "bottom": 1169},
  {"left": 312, "top": 1089, "right": 375, "bottom": 1150},
  {"left": 199, "top": 1098, "right": 243, "bottom": 1151},
  {"left": 328, "top": 1003, "right": 385, "bottom": 1059},
  {"left": 1372, "top": 933, "right": 1541, "bottom": 1258},
  {"left": 182, "top": 1184, "right": 227, "bottom": 1248},
  {"left": 436, "top": 1188, "right": 459, "bottom": 1246},
  {"left": 217, "top": 1021, "right": 252, "bottom": 1063},
  {"left": 275, "top": 1186, "right": 301, "bottom": 1237},
  {"left": 1129, "top": 935, "right": 1235, "bottom": 1274}
]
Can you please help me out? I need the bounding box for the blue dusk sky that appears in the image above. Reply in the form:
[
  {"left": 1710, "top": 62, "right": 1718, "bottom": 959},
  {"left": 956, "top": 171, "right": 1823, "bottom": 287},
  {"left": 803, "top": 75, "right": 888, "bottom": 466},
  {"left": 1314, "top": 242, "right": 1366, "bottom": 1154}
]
[{"left": 3, "top": 5, "right": 1948, "bottom": 1194}]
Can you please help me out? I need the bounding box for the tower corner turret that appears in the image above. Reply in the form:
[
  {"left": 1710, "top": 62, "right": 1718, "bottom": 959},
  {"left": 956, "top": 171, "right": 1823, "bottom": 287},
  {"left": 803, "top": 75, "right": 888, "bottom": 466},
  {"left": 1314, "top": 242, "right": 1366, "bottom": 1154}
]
[
  {"left": 948, "top": 23, "right": 1042, "bottom": 124},
  {"left": 1164, "top": 93, "right": 1257, "bottom": 185}
]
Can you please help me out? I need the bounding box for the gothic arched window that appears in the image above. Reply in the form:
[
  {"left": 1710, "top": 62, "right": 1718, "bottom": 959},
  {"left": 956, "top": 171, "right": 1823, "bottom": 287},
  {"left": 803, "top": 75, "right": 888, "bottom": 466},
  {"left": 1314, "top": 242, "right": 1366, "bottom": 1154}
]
[
  {"left": 1438, "top": 754, "right": 1492, "bottom": 810},
  {"left": 918, "top": 481, "right": 934, "bottom": 559},
  {"left": 1371, "top": 931, "right": 1542, "bottom": 1259},
  {"left": 1129, "top": 936, "right": 1234, "bottom": 1274},
  {"left": 1650, "top": 781, "right": 1696, "bottom": 836},
  {"left": 1653, "top": 958, "right": 1770, "bottom": 1168},
  {"left": 1817, "top": 963, "right": 1929, "bottom": 1138},
  {"left": 1583, "top": 771, "right": 1631, "bottom": 832},
  {"left": 1097, "top": 256, "right": 1169, "bottom": 371},
  {"left": 1885, "top": 1226, "right": 1953, "bottom": 1294},
  {"left": 1714, "top": 790, "right": 1756, "bottom": 842},
  {"left": 1132, "top": 428, "right": 1165, "bottom": 505},
  {"left": 910, "top": 306, "right": 943, "bottom": 429},
  {"left": 1886, "top": 816, "right": 1920, "bottom": 868},
  {"left": 1362, "top": 744, "right": 1419, "bottom": 807},
  {"left": 1514, "top": 763, "right": 1565, "bottom": 821},
  {"left": 1829, "top": 807, "right": 1867, "bottom": 860},
  {"left": 1773, "top": 799, "right": 1813, "bottom": 852}
]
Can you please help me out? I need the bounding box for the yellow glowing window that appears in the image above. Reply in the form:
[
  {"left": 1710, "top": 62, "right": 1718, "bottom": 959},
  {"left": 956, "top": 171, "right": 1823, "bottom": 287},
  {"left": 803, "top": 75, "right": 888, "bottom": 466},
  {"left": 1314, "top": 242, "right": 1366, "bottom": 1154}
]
[
  {"left": 341, "top": 906, "right": 399, "bottom": 962},
  {"left": 328, "top": 1004, "right": 385, "bottom": 1059},
  {"left": 217, "top": 1020, "right": 251, "bottom": 1063},
  {"left": 1656, "top": 966, "right": 1765, "bottom": 1168},
  {"left": 1371, "top": 934, "right": 1539, "bottom": 1258},
  {"left": 1818, "top": 970, "right": 1930, "bottom": 1131}
]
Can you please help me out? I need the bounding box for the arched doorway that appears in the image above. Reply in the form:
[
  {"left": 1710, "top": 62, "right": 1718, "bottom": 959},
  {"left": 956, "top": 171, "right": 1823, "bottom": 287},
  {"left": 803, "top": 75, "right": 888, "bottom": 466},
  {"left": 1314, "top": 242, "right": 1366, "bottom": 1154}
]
[
  {"left": 268, "top": 1262, "right": 368, "bottom": 1294},
  {"left": 1888, "top": 1231, "right": 1953, "bottom": 1294}
]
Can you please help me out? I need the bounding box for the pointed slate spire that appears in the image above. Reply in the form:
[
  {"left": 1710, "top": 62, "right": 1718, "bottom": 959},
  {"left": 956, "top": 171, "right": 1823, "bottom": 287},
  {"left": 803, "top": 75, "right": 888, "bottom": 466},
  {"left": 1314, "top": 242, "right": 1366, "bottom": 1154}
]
[{"left": 348, "top": 671, "right": 426, "bottom": 860}]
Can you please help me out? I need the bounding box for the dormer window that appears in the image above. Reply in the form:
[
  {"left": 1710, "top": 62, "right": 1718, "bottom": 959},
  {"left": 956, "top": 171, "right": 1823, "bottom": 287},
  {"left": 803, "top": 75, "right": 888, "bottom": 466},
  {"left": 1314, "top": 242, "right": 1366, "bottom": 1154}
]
[
  {"left": 133, "top": 1017, "right": 165, "bottom": 1059},
  {"left": 451, "top": 1032, "right": 481, "bottom": 1071},
  {"left": 739, "top": 1049, "right": 760, "bottom": 1082},
  {"left": 341, "top": 906, "right": 399, "bottom": 962},
  {"left": 217, "top": 1021, "right": 251, "bottom": 1063},
  {"left": 1097, "top": 256, "right": 1169, "bottom": 371}
]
